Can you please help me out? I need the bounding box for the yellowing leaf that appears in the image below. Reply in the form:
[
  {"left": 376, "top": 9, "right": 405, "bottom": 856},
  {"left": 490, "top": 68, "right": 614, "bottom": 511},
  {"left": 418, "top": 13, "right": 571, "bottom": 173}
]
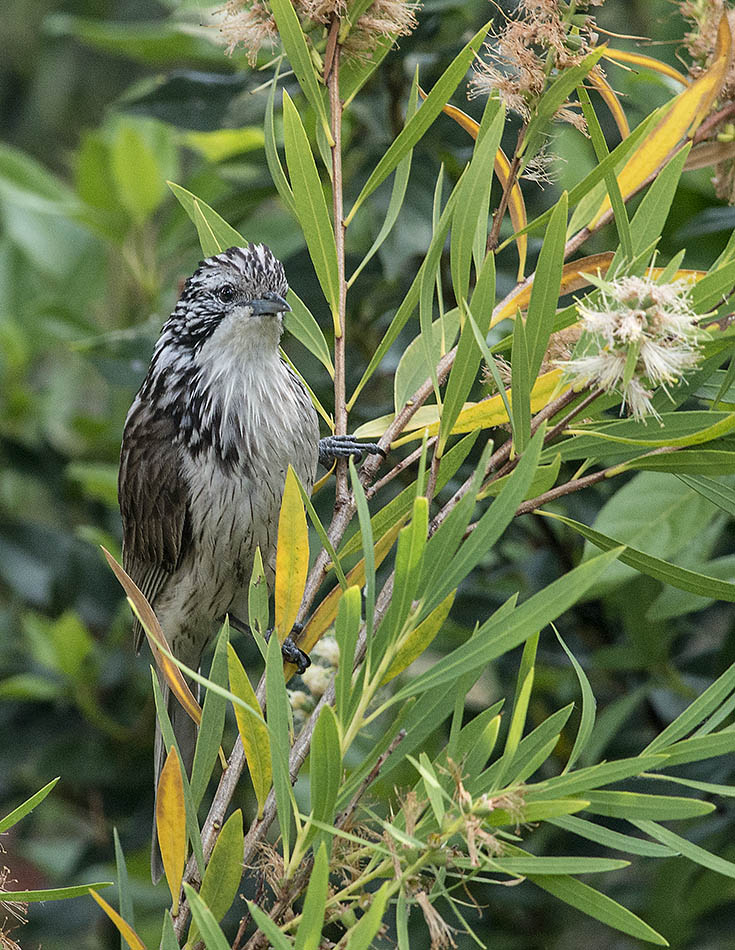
[
  {"left": 491, "top": 252, "right": 616, "bottom": 328},
  {"left": 227, "top": 645, "right": 272, "bottom": 815},
  {"left": 88, "top": 889, "right": 146, "bottom": 950},
  {"left": 604, "top": 48, "right": 690, "bottom": 87},
  {"left": 102, "top": 547, "right": 201, "bottom": 727},
  {"left": 382, "top": 591, "right": 455, "bottom": 684},
  {"left": 588, "top": 71, "right": 630, "bottom": 139},
  {"left": 156, "top": 747, "right": 187, "bottom": 914},
  {"left": 286, "top": 521, "right": 403, "bottom": 678},
  {"left": 181, "top": 127, "right": 264, "bottom": 162},
  {"left": 590, "top": 14, "right": 732, "bottom": 228},
  {"left": 356, "top": 369, "right": 566, "bottom": 445},
  {"left": 439, "top": 100, "right": 528, "bottom": 279},
  {"left": 274, "top": 466, "right": 309, "bottom": 640}
]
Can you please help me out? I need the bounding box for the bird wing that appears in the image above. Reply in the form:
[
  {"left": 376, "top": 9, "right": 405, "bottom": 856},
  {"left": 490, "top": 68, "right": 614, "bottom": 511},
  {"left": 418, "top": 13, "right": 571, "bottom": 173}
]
[{"left": 118, "top": 401, "right": 192, "bottom": 653}]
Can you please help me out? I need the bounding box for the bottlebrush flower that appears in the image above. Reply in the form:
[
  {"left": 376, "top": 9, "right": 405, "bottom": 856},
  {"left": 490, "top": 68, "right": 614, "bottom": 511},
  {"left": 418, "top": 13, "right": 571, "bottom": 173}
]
[{"left": 560, "top": 273, "right": 704, "bottom": 421}]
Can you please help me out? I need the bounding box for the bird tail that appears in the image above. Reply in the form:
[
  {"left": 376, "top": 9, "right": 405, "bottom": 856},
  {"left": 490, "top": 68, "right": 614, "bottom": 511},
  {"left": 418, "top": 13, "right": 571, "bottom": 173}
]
[{"left": 151, "top": 678, "right": 198, "bottom": 884}]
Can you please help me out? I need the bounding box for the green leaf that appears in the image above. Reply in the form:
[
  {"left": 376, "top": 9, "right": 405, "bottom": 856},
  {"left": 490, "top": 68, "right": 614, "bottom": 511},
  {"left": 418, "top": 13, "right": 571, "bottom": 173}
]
[
  {"left": 111, "top": 121, "right": 168, "bottom": 224},
  {"left": 676, "top": 473, "right": 735, "bottom": 517},
  {"left": 621, "top": 449, "right": 735, "bottom": 475},
  {"left": 644, "top": 659, "right": 735, "bottom": 753},
  {"left": 439, "top": 260, "right": 496, "bottom": 454},
  {"left": 393, "top": 547, "right": 621, "bottom": 701},
  {"left": 282, "top": 91, "right": 340, "bottom": 332},
  {"left": 113, "top": 828, "right": 134, "bottom": 944},
  {"left": 190, "top": 623, "right": 230, "bottom": 809},
  {"left": 656, "top": 731, "right": 735, "bottom": 767},
  {"left": 424, "top": 429, "right": 544, "bottom": 610},
  {"left": 307, "top": 705, "right": 341, "bottom": 849},
  {"left": 527, "top": 872, "right": 668, "bottom": 945},
  {"left": 525, "top": 193, "right": 568, "bottom": 382},
  {"left": 490, "top": 856, "right": 629, "bottom": 875},
  {"left": 1, "top": 883, "right": 112, "bottom": 902},
  {"left": 526, "top": 754, "right": 667, "bottom": 799},
  {"left": 476, "top": 704, "right": 573, "bottom": 793},
  {"left": 295, "top": 842, "right": 329, "bottom": 950},
  {"left": 521, "top": 48, "right": 606, "bottom": 163},
  {"left": 486, "top": 798, "right": 588, "bottom": 826},
  {"left": 628, "top": 145, "right": 690, "bottom": 256},
  {"left": 334, "top": 585, "right": 363, "bottom": 726},
  {"left": 634, "top": 820, "right": 735, "bottom": 879},
  {"left": 549, "top": 815, "right": 677, "bottom": 858},
  {"left": 492, "top": 633, "right": 539, "bottom": 789},
  {"left": 249, "top": 547, "right": 269, "bottom": 645},
  {"left": 246, "top": 901, "right": 294, "bottom": 950},
  {"left": 269, "top": 0, "right": 332, "bottom": 145},
  {"left": 265, "top": 61, "right": 297, "bottom": 218},
  {"left": 394, "top": 309, "right": 461, "bottom": 413},
  {"left": 691, "top": 258, "right": 735, "bottom": 312},
  {"left": 582, "top": 790, "right": 714, "bottom": 820},
  {"left": 349, "top": 458, "right": 375, "bottom": 643},
  {"left": 548, "top": 511, "right": 735, "bottom": 602},
  {"left": 345, "top": 22, "right": 491, "bottom": 224},
  {"left": 266, "top": 632, "right": 294, "bottom": 861},
  {"left": 187, "top": 810, "right": 244, "bottom": 948},
  {"left": 555, "top": 628, "right": 596, "bottom": 773},
  {"left": 286, "top": 290, "right": 334, "bottom": 378},
  {"left": 578, "top": 85, "right": 632, "bottom": 260},
  {"left": 449, "top": 97, "right": 504, "bottom": 306},
  {"left": 511, "top": 311, "right": 531, "bottom": 451},
  {"left": 564, "top": 411, "right": 735, "bottom": 450},
  {"left": 381, "top": 495, "right": 429, "bottom": 642},
  {"left": 382, "top": 591, "right": 455, "bottom": 685},
  {"left": 345, "top": 882, "right": 391, "bottom": 950},
  {"left": 167, "top": 181, "right": 244, "bottom": 256},
  {"left": 183, "top": 883, "right": 230, "bottom": 950},
  {"left": 0, "top": 776, "right": 59, "bottom": 833},
  {"left": 160, "top": 910, "right": 179, "bottom": 950}
]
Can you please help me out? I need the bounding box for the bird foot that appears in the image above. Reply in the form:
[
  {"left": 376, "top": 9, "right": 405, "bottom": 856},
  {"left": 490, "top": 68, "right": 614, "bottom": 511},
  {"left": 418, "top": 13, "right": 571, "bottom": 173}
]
[
  {"left": 318, "top": 434, "right": 386, "bottom": 468},
  {"left": 265, "top": 623, "right": 311, "bottom": 674}
]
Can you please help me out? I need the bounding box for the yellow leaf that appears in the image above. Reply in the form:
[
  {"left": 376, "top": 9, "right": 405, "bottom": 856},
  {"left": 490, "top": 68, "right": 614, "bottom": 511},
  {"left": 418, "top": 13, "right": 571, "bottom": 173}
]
[
  {"left": 156, "top": 747, "right": 187, "bottom": 914},
  {"left": 590, "top": 14, "right": 732, "bottom": 228},
  {"left": 439, "top": 100, "right": 528, "bottom": 280},
  {"left": 274, "top": 466, "right": 309, "bottom": 640},
  {"left": 227, "top": 645, "right": 272, "bottom": 816},
  {"left": 491, "top": 252, "right": 616, "bottom": 329},
  {"left": 88, "top": 889, "right": 146, "bottom": 950},
  {"left": 603, "top": 48, "right": 690, "bottom": 87},
  {"left": 102, "top": 547, "right": 201, "bottom": 727},
  {"left": 285, "top": 521, "right": 403, "bottom": 678},
  {"left": 588, "top": 71, "right": 630, "bottom": 139},
  {"left": 357, "top": 370, "right": 566, "bottom": 446},
  {"left": 381, "top": 591, "right": 455, "bottom": 684}
]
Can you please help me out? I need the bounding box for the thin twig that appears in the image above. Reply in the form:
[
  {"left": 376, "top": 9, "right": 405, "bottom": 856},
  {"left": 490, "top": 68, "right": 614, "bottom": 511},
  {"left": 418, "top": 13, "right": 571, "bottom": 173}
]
[
  {"left": 488, "top": 125, "right": 526, "bottom": 251},
  {"left": 330, "top": 29, "right": 349, "bottom": 507},
  {"left": 367, "top": 438, "right": 438, "bottom": 498}
]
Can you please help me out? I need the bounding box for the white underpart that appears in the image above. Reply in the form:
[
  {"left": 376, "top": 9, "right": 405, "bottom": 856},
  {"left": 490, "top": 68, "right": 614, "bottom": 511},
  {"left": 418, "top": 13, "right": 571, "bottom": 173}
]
[{"left": 154, "top": 308, "right": 319, "bottom": 667}]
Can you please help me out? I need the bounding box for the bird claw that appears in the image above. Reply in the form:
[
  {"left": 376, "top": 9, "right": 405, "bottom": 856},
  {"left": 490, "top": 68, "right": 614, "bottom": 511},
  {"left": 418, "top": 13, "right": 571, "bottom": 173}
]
[
  {"left": 265, "top": 624, "right": 311, "bottom": 673},
  {"left": 318, "top": 434, "right": 386, "bottom": 468}
]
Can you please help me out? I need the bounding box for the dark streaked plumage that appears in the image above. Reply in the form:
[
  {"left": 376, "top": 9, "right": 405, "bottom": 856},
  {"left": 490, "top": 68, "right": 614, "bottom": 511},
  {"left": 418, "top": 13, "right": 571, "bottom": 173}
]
[{"left": 118, "top": 244, "right": 319, "bottom": 881}]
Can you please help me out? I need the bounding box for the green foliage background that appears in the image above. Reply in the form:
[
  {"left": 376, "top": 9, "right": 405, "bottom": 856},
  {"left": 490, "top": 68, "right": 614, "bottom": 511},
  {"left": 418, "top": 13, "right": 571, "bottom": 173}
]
[{"left": 3, "top": 0, "right": 735, "bottom": 947}]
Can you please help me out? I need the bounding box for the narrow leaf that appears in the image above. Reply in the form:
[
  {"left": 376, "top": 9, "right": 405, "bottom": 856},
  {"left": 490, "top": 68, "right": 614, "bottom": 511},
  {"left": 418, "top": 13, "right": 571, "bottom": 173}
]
[
  {"left": 88, "top": 889, "right": 145, "bottom": 950},
  {"left": 274, "top": 465, "right": 309, "bottom": 639},
  {"left": 0, "top": 777, "right": 59, "bottom": 833},
  {"left": 228, "top": 644, "right": 272, "bottom": 816},
  {"left": 187, "top": 810, "right": 245, "bottom": 948},
  {"left": 156, "top": 747, "right": 187, "bottom": 914}
]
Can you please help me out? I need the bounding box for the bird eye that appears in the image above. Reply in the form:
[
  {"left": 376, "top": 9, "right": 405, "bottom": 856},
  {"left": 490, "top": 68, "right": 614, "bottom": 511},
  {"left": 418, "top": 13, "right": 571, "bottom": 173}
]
[{"left": 217, "top": 284, "right": 235, "bottom": 303}]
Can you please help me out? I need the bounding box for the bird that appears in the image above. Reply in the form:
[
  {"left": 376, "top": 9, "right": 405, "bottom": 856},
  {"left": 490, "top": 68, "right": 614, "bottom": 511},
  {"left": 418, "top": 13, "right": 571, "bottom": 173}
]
[{"left": 118, "top": 244, "right": 382, "bottom": 881}]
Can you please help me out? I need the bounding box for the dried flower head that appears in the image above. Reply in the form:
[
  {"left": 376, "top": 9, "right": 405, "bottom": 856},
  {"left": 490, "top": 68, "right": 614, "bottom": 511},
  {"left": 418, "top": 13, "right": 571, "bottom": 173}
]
[
  {"left": 560, "top": 273, "right": 703, "bottom": 420},
  {"left": 217, "top": 0, "right": 278, "bottom": 63},
  {"left": 217, "top": 0, "right": 418, "bottom": 65},
  {"left": 680, "top": 1, "right": 735, "bottom": 200},
  {"left": 470, "top": 0, "right": 602, "bottom": 126}
]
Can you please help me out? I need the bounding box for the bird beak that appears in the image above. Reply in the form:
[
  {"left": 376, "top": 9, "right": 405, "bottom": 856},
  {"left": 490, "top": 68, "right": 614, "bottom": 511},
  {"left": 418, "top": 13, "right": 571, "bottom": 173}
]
[{"left": 250, "top": 294, "right": 291, "bottom": 316}]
